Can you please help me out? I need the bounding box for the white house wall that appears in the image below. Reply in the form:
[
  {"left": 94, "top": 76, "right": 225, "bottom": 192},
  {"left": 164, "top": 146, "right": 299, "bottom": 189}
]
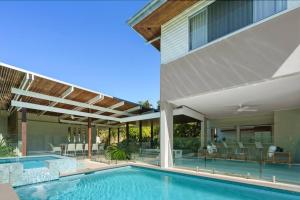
[
  {"left": 17, "top": 113, "right": 97, "bottom": 152},
  {"left": 161, "top": 0, "right": 300, "bottom": 65},
  {"left": 274, "top": 108, "right": 300, "bottom": 163},
  {"left": 161, "top": 0, "right": 213, "bottom": 64},
  {"left": 161, "top": 6, "right": 300, "bottom": 101}
]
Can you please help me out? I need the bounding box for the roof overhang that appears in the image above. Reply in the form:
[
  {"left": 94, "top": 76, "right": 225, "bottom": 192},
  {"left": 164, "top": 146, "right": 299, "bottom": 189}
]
[
  {"left": 171, "top": 73, "right": 300, "bottom": 119},
  {"left": 0, "top": 62, "right": 149, "bottom": 125},
  {"left": 128, "top": 0, "right": 198, "bottom": 50}
]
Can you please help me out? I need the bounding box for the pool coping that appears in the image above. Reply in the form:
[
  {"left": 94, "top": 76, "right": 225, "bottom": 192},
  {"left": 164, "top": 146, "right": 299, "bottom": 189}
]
[{"left": 0, "top": 154, "right": 68, "bottom": 161}]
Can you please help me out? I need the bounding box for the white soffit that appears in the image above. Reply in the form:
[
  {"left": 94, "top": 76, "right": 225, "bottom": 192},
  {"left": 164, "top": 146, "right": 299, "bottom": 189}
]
[
  {"left": 170, "top": 73, "right": 300, "bottom": 119},
  {"left": 273, "top": 44, "right": 300, "bottom": 77}
]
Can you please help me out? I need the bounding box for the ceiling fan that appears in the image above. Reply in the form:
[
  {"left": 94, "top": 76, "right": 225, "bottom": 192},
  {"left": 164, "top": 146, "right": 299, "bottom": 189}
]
[{"left": 235, "top": 104, "right": 258, "bottom": 113}]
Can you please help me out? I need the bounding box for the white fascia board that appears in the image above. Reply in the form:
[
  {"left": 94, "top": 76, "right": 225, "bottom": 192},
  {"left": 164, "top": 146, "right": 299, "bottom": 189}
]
[
  {"left": 0, "top": 62, "right": 112, "bottom": 98},
  {"left": 120, "top": 112, "right": 160, "bottom": 123},
  {"left": 11, "top": 88, "right": 133, "bottom": 116},
  {"left": 11, "top": 100, "right": 121, "bottom": 122},
  {"left": 127, "top": 0, "right": 166, "bottom": 27},
  {"left": 40, "top": 86, "right": 74, "bottom": 115},
  {"left": 173, "top": 106, "right": 204, "bottom": 121}
]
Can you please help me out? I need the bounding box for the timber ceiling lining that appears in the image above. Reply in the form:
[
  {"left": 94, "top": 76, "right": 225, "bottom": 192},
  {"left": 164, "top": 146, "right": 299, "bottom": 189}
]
[
  {"left": 132, "top": 0, "right": 198, "bottom": 50},
  {"left": 0, "top": 66, "right": 24, "bottom": 109},
  {"left": 1, "top": 64, "right": 146, "bottom": 121},
  {"left": 65, "top": 88, "right": 98, "bottom": 103}
]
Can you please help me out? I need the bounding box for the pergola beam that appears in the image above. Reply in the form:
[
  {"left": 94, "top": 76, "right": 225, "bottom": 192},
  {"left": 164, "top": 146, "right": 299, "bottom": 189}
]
[
  {"left": 11, "top": 100, "right": 121, "bottom": 122},
  {"left": 94, "top": 105, "right": 141, "bottom": 123},
  {"left": 77, "top": 101, "right": 125, "bottom": 122},
  {"left": 8, "top": 73, "right": 34, "bottom": 113},
  {"left": 120, "top": 112, "right": 160, "bottom": 123},
  {"left": 39, "top": 86, "right": 74, "bottom": 116},
  {"left": 60, "top": 94, "right": 104, "bottom": 119},
  {"left": 11, "top": 88, "right": 133, "bottom": 116}
]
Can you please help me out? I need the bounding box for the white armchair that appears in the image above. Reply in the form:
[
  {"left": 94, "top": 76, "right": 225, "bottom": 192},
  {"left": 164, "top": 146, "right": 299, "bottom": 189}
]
[
  {"left": 67, "top": 143, "right": 76, "bottom": 156},
  {"left": 49, "top": 143, "right": 61, "bottom": 155}
]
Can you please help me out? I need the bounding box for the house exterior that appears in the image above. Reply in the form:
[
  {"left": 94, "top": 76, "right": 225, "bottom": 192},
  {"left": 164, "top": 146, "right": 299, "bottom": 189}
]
[{"left": 129, "top": 0, "right": 300, "bottom": 168}]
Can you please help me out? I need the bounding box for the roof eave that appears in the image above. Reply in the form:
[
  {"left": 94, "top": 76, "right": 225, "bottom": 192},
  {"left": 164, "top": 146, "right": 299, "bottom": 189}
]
[{"left": 127, "top": 0, "right": 167, "bottom": 27}]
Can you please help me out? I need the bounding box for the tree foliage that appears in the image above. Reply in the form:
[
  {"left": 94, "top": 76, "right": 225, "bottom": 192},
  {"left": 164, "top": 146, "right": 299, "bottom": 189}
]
[
  {"left": 138, "top": 100, "right": 153, "bottom": 109},
  {"left": 0, "top": 138, "right": 15, "bottom": 157}
]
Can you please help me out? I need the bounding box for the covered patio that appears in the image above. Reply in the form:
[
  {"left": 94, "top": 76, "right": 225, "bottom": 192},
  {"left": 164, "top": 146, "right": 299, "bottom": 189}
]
[
  {"left": 0, "top": 62, "right": 203, "bottom": 165},
  {"left": 160, "top": 72, "right": 300, "bottom": 185}
]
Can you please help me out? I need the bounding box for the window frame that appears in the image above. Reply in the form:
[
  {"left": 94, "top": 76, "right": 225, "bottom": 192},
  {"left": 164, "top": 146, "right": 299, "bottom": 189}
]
[{"left": 188, "top": 7, "right": 208, "bottom": 51}]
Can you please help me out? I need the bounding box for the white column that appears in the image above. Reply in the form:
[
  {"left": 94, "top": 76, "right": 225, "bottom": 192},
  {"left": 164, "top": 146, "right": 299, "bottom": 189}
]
[
  {"left": 160, "top": 101, "right": 174, "bottom": 168},
  {"left": 236, "top": 125, "right": 240, "bottom": 142},
  {"left": 200, "top": 120, "right": 205, "bottom": 148}
]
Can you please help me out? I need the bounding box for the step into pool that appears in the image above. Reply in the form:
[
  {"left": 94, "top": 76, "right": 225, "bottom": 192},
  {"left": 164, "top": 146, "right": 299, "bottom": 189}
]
[{"left": 15, "top": 166, "right": 300, "bottom": 200}]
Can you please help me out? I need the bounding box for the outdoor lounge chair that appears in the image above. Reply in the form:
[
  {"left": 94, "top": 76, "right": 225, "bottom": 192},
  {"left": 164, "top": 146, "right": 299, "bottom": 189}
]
[
  {"left": 222, "top": 141, "right": 232, "bottom": 159},
  {"left": 83, "top": 143, "right": 88, "bottom": 154},
  {"left": 76, "top": 143, "right": 84, "bottom": 155},
  {"left": 205, "top": 143, "right": 218, "bottom": 159},
  {"left": 92, "top": 143, "right": 99, "bottom": 154},
  {"left": 67, "top": 143, "right": 76, "bottom": 156},
  {"left": 255, "top": 142, "right": 263, "bottom": 150},
  {"left": 236, "top": 142, "right": 248, "bottom": 160},
  {"left": 207, "top": 144, "right": 217, "bottom": 154},
  {"left": 255, "top": 141, "right": 264, "bottom": 160},
  {"left": 266, "top": 146, "right": 291, "bottom": 165},
  {"left": 49, "top": 143, "right": 61, "bottom": 155}
]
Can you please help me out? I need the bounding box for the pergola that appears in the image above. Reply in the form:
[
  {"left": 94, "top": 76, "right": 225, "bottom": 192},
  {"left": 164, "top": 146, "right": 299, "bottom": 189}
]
[{"left": 0, "top": 62, "right": 204, "bottom": 159}]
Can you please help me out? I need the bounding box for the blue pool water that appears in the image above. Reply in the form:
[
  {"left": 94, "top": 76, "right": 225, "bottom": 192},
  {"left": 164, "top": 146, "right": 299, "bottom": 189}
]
[
  {"left": 15, "top": 166, "right": 300, "bottom": 200},
  {"left": 174, "top": 158, "right": 300, "bottom": 185},
  {"left": 0, "top": 156, "right": 60, "bottom": 169}
]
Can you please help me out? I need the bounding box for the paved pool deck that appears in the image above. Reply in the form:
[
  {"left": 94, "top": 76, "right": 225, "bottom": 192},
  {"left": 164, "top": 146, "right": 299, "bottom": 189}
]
[{"left": 0, "top": 184, "right": 19, "bottom": 200}]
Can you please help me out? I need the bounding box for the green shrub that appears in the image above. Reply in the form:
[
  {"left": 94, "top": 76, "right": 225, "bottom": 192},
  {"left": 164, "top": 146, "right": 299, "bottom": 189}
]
[
  {"left": 0, "top": 138, "right": 15, "bottom": 157},
  {"left": 105, "top": 145, "right": 129, "bottom": 160}
]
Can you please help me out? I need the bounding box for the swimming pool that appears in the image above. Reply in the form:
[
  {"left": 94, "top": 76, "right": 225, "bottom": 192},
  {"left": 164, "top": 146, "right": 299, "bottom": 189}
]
[
  {"left": 15, "top": 166, "right": 300, "bottom": 200},
  {"left": 174, "top": 157, "right": 300, "bottom": 185},
  {"left": 0, "top": 156, "right": 60, "bottom": 169}
]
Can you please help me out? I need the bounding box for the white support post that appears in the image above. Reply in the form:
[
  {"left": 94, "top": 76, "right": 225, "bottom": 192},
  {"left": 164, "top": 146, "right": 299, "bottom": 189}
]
[
  {"left": 200, "top": 120, "right": 205, "bottom": 148},
  {"left": 160, "top": 101, "right": 174, "bottom": 169},
  {"left": 236, "top": 125, "right": 240, "bottom": 142}
]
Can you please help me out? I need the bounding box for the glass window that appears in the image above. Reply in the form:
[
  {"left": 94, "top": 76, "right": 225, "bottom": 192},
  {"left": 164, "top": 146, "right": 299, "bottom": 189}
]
[
  {"left": 189, "top": 9, "right": 207, "bottom": 50},
  {"left": 253, "top": 0, "right": 287, "bottom": 22}
]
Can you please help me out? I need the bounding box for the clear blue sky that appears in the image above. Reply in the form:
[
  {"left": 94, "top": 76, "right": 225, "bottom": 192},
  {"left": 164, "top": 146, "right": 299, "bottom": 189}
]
[{"left": 0, "top": 0, "right": 160, "bottom": 107}]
